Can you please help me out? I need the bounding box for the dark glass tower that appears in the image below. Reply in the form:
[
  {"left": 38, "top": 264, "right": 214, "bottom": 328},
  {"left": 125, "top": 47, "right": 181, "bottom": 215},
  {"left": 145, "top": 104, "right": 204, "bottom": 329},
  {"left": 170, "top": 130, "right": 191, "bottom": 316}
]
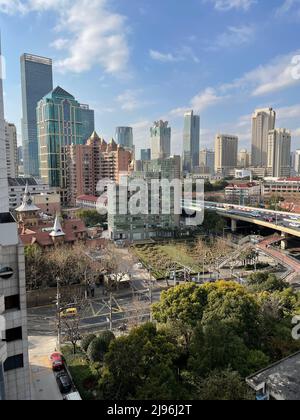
[
  {"left": 182, "top": 110, "right": 200, "bottom": 173},
  {"left": 20, "top": 54, "right": 53, "bottom": 177}
]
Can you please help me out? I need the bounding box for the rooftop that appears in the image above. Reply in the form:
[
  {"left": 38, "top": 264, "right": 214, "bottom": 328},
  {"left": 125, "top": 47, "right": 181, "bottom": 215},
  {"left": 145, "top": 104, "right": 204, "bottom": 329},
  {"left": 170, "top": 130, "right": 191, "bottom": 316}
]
[{"left": 247, "top": 351, "right": 300, "bottom": 401}]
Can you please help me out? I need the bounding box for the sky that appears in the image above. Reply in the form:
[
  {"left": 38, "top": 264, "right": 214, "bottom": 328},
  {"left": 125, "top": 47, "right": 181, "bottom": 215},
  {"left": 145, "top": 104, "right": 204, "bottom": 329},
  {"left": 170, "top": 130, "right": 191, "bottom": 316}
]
[{"left": 1, "top": 0, "right": 300, "bottom": 159}]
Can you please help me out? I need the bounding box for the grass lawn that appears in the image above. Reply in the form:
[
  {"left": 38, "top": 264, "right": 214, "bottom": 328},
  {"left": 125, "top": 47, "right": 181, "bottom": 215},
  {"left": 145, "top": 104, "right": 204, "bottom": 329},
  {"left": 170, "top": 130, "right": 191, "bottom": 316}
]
[{"left": 132, "top": 242, "right": 202, "bottom": 278}]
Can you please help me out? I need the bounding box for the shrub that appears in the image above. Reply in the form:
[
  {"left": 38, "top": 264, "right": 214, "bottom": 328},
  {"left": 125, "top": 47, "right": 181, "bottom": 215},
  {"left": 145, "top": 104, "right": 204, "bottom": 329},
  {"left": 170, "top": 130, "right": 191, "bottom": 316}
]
[
  {"left": 81, "top": 334, "right": 97, "bottom": 353},
  {"left": 87, "top": 331, "right": 115, "bottom": 363}
]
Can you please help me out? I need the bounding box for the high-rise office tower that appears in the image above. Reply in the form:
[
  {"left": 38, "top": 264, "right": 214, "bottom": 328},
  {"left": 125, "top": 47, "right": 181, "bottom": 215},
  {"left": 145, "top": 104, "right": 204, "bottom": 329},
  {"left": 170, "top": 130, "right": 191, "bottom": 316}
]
[
  {"left": 20, "top": 54, "right": 53, "bottom": 177},
  {"left": 267, "top": 129, "right": 291, "bottom": 178},
  {"left": 37, "top": 86, "right": 85, "bottom": 204},
  {"left": 238, "top": 149, "right": 250, "bottom": 169},
  {"left": 80, "top": 104, "right": 95, "bottom": 143},
  {"left": 251, "top": 108, "right": 276, "bottom": 167},
  {"left": 4, "top": 122, "right": 18, "bottom": 178},
  {"left": 150, "top": 121, "right": 171, "bottom": 160},
  {"left": 183, "top": 110, "right": 200, "bottom": 173},
  {"left": 115, "top": 127, "right": 134, "bottom": 151},
  {"left": 199, "top": 149, "right": 215, "bottom": 174},
  {"left": 141, "top": 149, "right": 151, "bottom": 161},
  {"left": 1, "top": 42, "right": 31, "bottom": 401},
  {"left": 215, "top": 134, "right": 238, "bottom": 175},
  {"left": 293, "top": 150, "right": 300, "bottom": 175}
]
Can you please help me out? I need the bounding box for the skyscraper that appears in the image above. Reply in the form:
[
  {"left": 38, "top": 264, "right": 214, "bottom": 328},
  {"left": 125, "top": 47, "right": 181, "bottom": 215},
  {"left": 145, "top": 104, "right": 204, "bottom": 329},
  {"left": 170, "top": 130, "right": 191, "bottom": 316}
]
[
  {"left": 199, "top": 149, "right": 215, "bottom": 174},
  {"left": 115, "top": 127, "right": 134, "bottom": 152},
  {"left": 37, "top": 86, "right": 85, "bottom": 204},
  {"left": 141, "top": 149, "right": 151, "bottom": 161},
  {"left": 238, "top": 149, "right": 250, "bottom": 169},
  {"left": 4, "top": 122, "right": 18, "bottom": 178},
  {"left": 1, "top": 41, "right": 31, "bottom": 401},
  {"left": 251, "top": 108, "right": 276, "bottom": 167},
  {"left": 183, "top": 110, "right": 200, "bottom": 173},
  {"left": 294, "top": 150, "right": 300, "bottom": 174},
  {"left": 150, "top": 120, "right": 171, "bottom": 160},
  {"left": 21, "top": 54, "right": 53, "bottom": 177},
  {"left": 80, "top": 104, "right": 95, "bottom": 143},
  {"left": 267, "top": 129, "right": 291, "bottom": 178},
  {"left": 215, "top": 134, "right": 238, "bottom": 175}
]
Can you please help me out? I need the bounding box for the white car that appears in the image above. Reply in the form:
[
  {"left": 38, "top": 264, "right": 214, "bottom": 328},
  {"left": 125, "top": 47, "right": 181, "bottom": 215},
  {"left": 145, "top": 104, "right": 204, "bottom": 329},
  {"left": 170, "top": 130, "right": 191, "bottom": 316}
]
[{"left": 289, "top": 223, "right": 300, "bottom": 228}]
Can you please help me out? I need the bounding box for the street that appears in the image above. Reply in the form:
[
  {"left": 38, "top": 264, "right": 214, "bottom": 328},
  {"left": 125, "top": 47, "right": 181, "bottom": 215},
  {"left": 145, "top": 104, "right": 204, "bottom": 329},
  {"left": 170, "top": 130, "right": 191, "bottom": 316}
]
[{"left": 29, "top": 336, "right": 62, "bottom": 401}]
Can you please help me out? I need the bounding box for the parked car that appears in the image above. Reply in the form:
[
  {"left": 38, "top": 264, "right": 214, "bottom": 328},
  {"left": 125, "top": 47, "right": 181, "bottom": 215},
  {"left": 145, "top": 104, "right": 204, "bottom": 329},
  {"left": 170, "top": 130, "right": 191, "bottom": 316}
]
[
  {"left": 56, "top": 372, "right": 72, "bottom": 394},
  {"left": 50, "top": 353, "right": 64, "bottom": 372}
]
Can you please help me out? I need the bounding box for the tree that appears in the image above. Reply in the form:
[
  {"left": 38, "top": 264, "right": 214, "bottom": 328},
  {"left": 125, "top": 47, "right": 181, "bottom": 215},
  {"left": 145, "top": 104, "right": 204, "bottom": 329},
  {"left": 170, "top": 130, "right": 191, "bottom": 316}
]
[
  {"left": 201, "top": 281, "right": 261, "bottom": 348},
  {"left": 87, "top": 331, "right": 115, "bottom": 363},
  {"left": 247, "top": 272, "right": 289, "bottom": 293},
  {"left": 152, "top": 283, "right": 208, "bottom": 327},
  {"left": 76, "top": 209, "right": 107, "bottom": 228},
  {"left": 81, "top": 334, "right": 96, "bottom": 353},
  {"left": 99, "top": 323, "right": 183, "bottom": 400},
  {"left": 197, "top": 370, "right": 254, "bottom": 401}
]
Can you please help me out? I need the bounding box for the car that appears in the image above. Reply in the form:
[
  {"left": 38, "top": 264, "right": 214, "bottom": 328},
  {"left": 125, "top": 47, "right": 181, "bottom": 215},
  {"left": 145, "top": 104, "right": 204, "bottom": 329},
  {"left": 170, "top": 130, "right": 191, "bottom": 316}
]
[
  {"left": 56, "top": 372, "right": 72, "bottom": 394},
  {"left": 50, "top": 352, "right": 64, "bottom": 372},
  {"left": 60, "top": 308, "right": 78, "bottom": 318},
  {"left": 289, "top": 223, "right": 300, "bottom": 228}
]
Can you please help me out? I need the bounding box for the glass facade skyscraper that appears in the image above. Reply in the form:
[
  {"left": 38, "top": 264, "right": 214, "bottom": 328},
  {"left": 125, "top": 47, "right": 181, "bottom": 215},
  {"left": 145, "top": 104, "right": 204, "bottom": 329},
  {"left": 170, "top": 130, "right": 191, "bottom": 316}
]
[
  {"left": 115, "top": 127, "right": 134, "bottom": 150},
  {"left": 37, "top": 86, "right": 85, "bottom": 203},
  {"left": 182, "top": 110, "right": 200, "bottom": 173},
  {"left": 80, "top": 104, "right": 95, "bottom": 143},
  {"left": 20, "top": 54, "right": 53, "bottom": 177}
]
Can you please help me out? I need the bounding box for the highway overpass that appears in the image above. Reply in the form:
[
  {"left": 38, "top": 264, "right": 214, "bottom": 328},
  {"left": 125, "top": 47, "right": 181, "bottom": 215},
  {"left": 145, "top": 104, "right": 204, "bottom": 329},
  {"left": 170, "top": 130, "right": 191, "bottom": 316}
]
[{"left": 183, "top": 200, "right": 300, "bottom": 247}]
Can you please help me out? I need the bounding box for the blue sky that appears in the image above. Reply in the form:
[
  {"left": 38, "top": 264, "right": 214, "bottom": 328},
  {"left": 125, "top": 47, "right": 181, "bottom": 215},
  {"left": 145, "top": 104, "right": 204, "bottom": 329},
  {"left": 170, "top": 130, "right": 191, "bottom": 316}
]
[{"left": 1, "top": 0, "right": 300, "bottom": 158}]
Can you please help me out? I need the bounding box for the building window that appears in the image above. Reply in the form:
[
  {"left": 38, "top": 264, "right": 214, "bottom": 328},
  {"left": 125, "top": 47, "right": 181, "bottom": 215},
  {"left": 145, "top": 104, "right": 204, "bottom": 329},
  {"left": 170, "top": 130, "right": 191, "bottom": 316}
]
[
  {"left": 4, "top": 295, "right": 20, "bottom": 311},
  {"left": 0, "top": 267, "right": 13, "bottom": 280},
  {"left": 4, "top": 327, "right": 23, "bottom": 343},
  {"left": 3, "top": 354, "right": 24, "bottom": 372}
]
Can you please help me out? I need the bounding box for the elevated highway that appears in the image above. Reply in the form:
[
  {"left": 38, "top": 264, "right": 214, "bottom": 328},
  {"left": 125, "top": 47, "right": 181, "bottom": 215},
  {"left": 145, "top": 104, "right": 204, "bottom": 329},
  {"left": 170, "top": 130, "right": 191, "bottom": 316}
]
[{"left": 183, "top": 200, "right": 300, "bottom": 246}]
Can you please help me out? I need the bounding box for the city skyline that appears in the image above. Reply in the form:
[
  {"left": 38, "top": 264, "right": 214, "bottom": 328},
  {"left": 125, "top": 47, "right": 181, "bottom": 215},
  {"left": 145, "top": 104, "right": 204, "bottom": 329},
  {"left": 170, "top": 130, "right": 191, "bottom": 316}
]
[{"left": 1, "top": 0, "right": 300, "bottom": 159}]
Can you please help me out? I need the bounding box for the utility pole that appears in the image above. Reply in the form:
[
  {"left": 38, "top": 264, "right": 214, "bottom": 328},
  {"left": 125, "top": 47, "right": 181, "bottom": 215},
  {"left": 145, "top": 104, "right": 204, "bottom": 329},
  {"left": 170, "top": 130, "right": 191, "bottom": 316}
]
[
  {"left": 109, "top": 292, "right": 113, "bottom": 331},
  {"left": 56, "top": 277, "right": 61, "bottom": 351}
]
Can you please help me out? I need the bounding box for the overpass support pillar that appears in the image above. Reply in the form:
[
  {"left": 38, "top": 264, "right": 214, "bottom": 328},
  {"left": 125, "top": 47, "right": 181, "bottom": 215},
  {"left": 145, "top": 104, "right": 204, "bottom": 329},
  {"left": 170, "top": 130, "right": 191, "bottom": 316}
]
[
  {"left": 281, "top": 233, "right": 288, "bottom": 250},
  {"left": 231, "top": 219, "right": 237, "bottom": 233}
]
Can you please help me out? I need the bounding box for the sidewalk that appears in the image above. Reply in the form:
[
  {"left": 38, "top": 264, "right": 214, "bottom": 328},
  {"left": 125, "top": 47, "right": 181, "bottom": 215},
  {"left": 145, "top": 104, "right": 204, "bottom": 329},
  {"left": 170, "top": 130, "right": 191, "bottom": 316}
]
[{"left": 29, "top": 336, "right": 62, "bottom": 401}]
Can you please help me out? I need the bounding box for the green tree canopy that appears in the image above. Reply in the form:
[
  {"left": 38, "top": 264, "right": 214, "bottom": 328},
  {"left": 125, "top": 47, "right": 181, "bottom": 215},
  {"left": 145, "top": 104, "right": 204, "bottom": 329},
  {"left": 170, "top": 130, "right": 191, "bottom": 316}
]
[{"left": 100, "top": 323, "right": 183, "bottom": 400}]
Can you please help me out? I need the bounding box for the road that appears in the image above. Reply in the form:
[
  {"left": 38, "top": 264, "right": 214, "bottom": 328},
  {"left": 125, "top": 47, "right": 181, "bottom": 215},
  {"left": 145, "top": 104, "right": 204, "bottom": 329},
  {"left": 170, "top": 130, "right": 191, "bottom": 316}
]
[{"left": 29, "top": 335, "right": 62, "bottom": 401}]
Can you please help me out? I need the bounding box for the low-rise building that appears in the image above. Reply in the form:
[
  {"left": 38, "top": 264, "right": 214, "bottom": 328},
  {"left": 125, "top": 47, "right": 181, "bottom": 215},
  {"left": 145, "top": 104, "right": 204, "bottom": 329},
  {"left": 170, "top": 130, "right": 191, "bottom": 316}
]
[
  {"left": 263, "top": 177, "right": 300, "bottom": 204},
  {"left": 76, "top": 195, "right": 98, "bottom": 210},
  {"left": 225, "top": 182, "right": 261, "bottom": 205},
  {"left": 8, "top": 177, "right": 57, "bottom": 211},
  {"left": 247, "top": 351, "right": 300, "bottom": 401}
]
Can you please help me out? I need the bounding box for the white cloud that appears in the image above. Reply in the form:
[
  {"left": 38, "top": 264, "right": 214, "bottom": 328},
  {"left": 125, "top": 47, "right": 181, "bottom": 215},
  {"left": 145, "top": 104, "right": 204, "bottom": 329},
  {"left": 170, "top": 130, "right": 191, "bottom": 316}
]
[
  {"left": 116, "top": 90, "right": 143, "bottom": 111},
  {"left": 170, "top": 88, "right": 226, "bottom": 117},
  {"left": 208, "top": 25, "right": 256, "bottom": 50},
  {"left": 150, "top": 46, "right": 199, "bottom": 64},
  {"left": 275, "top": 0, "right": 300, "bottom": 16},
  {"left": 0, "top": 0, "right": 130, "bottom": 75},
  {"left": 149, "top": 50, "right": 181, "bottom": 63},
  {"left": 205, "top": 0, "right": 255, "bottom": 11},
  {"left": 221, "top": 50, "right": 300, "bottom": 96}
]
